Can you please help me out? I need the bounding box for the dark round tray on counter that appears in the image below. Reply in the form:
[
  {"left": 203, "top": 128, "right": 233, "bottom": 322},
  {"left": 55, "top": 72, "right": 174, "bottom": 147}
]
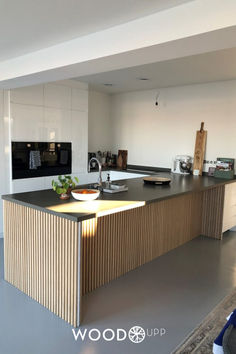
[{"left": 143, "top": 176, "right": 171, "bottom": 185}]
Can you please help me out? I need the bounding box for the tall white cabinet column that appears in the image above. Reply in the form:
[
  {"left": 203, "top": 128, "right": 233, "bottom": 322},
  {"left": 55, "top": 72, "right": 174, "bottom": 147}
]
[
  {"left": 0, "top": 80, "right": 89, "bottom": 236},
  {"left": 10, "top": 80, "right": 89, "bottom": 193},
  {"left": 0, "top": 90, "right": 11, "bottom": 237}
]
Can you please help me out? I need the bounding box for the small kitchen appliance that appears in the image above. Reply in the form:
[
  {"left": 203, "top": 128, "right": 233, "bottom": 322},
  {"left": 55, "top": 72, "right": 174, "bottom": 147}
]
[{"left": 172, "top": 155, "right": 192, "bottom": 175}]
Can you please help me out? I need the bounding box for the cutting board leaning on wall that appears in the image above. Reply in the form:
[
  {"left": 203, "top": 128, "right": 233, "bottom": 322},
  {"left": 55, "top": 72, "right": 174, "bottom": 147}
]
[{"left": 193, "top": 122, "right": 207, "bottom": 176}]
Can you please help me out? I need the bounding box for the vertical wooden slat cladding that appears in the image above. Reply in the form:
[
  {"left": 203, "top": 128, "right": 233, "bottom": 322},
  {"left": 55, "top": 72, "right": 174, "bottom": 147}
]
[
  {"left": 201, "top": 185, "right": 225, "bottom": 240},
  {"left": 3, "top": 201, "right": 79, "bottom": 327},
  {"left": 82, "top": 192, "right": 202, "bottom": 295},
  {"left": 81, "top": 219, "right": 97, "bottom": 294}
]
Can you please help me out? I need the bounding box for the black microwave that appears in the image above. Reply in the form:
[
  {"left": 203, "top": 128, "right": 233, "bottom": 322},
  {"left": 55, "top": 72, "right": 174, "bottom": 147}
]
[{"left": 12, "top": 142, "right": 72, "bottom": 179}]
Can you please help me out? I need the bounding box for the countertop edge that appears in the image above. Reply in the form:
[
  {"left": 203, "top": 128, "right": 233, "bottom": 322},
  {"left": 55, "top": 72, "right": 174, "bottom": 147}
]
[{"left": 1, "top": 195, "right": 96, "bottom": 222}]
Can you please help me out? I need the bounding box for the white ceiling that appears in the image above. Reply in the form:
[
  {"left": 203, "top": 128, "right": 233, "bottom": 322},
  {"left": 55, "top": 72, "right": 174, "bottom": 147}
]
[
  {"left": 0, "top": 0, "right": 192, "bottom": 61},
  {"left": 77, "top": 47, "right": 236, "bottom": 93}
]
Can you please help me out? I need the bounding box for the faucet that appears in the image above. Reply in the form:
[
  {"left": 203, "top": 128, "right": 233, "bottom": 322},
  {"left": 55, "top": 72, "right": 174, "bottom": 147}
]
[{"left": 88, "top": 157, "right": 103, "bottom": 188}]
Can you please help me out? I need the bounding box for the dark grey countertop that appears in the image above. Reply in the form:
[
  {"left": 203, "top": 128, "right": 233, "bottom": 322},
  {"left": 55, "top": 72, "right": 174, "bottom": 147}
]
[{"left": 2, "top": 172, "right": 235, "bottom": 222}]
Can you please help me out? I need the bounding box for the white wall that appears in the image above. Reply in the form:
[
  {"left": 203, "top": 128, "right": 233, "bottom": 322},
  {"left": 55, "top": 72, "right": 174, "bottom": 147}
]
[
  {"left": 10, "top": 80, "right": 89, "bottom": 192},
  {"left": 110, "top": 80, "right": 236, "bottom": 171},
  {"left": 88, "top": 90, "right": 111, "bottom": 152}
]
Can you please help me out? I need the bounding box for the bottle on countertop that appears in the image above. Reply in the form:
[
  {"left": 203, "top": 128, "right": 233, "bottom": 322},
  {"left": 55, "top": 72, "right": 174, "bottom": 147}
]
[{"left": 105, "top": 173, "right": 111, "bottom": 189}]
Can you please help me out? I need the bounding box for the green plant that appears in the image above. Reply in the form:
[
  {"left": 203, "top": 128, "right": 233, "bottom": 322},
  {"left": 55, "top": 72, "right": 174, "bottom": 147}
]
[{"left": 52, "top": 175, "right": 79, "bottom": 195}]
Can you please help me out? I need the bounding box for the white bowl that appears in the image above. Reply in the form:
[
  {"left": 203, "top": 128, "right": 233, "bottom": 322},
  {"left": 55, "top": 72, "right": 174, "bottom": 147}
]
[{"left": 71, "top": 189, "right": 100, "bottom": 201}]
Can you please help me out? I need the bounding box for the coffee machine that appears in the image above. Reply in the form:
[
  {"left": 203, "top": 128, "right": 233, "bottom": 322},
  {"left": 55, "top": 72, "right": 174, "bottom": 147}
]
[{"left": 172, "top": 155, "right": 192, "bottom": 175}]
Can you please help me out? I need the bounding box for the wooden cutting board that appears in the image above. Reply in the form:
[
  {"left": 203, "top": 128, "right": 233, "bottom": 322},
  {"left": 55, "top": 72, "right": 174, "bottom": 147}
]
[
  {"left": 117, "top": 150, "right": 128, "bottom": 170},
  {"left": 193, "top": 122, "right": 207, "bottom": 176}
]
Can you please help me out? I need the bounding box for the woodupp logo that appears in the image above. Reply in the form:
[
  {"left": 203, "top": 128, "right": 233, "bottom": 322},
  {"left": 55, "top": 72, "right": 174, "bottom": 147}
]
[
  {"left": 128, "top": 326, "right": 146, "bottom": 343},
  {"left": 72, "top": 325, "right": 166, "bottom": 343}
]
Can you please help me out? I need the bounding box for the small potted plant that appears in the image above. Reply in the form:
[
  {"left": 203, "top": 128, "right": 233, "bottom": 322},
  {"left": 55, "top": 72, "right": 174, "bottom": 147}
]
[{"left": 52, "top": 175, "right": 79, "bottom": 200}]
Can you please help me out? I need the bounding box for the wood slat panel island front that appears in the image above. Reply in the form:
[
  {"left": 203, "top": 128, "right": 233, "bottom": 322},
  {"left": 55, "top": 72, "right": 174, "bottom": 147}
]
[{"left": 2, "top": 173, "right": 236, "bottom": 327}]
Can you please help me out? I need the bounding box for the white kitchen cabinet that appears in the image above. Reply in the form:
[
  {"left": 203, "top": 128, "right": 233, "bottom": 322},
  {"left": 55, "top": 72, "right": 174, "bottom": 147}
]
[
  {"left": 11, "top": 103, "right": 44, "bottom": 141},
  {"left": 108, "top": 171, "right": 148, "bottom": 181},
  {"left": 71, "top": 110, "right": 88, "bottom": 174},
  {"left": 10, "top": 85, "right": 44, "bottom": 106},
  {"left": 71, "top": 88, "right": 88, "bottom": 111},
  {"left": 222, "top": 182, "right": 236, "bottom": 232},
  {"left": 12, "top": 177, "right": 45, "bottom": 193},
  {"left": 44, "top": 107, "right": 71, "bottom": 142},
  {"left": 44, "top": 84, "right": 71, "bottom": 110},
  {"left": 76, "top": 170, "right": 149, "bottom": 186}
]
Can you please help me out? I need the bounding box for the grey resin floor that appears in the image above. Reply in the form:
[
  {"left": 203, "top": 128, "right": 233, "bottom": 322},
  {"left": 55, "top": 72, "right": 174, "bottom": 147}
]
[{"left": 0, "top": 233, "right": 236, "bottom": 354}]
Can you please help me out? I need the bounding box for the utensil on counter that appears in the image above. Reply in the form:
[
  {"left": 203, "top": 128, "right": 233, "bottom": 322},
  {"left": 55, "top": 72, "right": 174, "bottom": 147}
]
[
  {"left": 103, "top": 181, "right": 128, "bottom": 193},
  {"left": 71, "top": 189, "right": 100, "bottom": 201},
  {"left": 193, "top": 122, "right": 207, "bottom": 176},
  {"left": 143, "top": 176, "right": 171, "bottom": 185}
]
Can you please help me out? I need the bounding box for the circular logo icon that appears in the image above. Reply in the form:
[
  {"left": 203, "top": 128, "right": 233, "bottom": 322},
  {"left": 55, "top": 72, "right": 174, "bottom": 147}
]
[{"left": 128, "top": 326, "right": 146, "bottom": 344}]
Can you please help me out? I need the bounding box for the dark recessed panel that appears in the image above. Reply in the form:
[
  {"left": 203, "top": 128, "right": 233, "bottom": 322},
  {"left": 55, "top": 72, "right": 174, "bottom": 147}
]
[{"left": 12, "top": 142, "right": 72, "bottom": 179}]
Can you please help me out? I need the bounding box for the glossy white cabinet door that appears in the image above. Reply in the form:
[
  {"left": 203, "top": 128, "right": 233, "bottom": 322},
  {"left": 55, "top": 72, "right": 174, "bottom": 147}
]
[
  {"left": 44, "top": 84, "right": 71, "bottom": 110},
  {"left": 71, "top": 110, "right": 88, "bottom": 174},
  {"left": 109, "top": 171, "right": 148, "bottom": 181},
  {"left": 12, "top": 178, "right": 45, "bottom": 193},
  {"left": 71, "top": 88, "right": 88, "bottom": 112},
  {"left": 11, "top": 103, "right": 44, "bottom": 141},
  {"left": 11, "top": 85, "right": 44, "bottom": 106},
  {"left": 44, "top": 107, "right": 71, "bottom": 142}
]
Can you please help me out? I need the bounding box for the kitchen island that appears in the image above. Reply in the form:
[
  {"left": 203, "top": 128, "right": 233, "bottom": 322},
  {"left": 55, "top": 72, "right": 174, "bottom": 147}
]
[{"left": 2, "top": 173, "right": 236, "bottom": 327}]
